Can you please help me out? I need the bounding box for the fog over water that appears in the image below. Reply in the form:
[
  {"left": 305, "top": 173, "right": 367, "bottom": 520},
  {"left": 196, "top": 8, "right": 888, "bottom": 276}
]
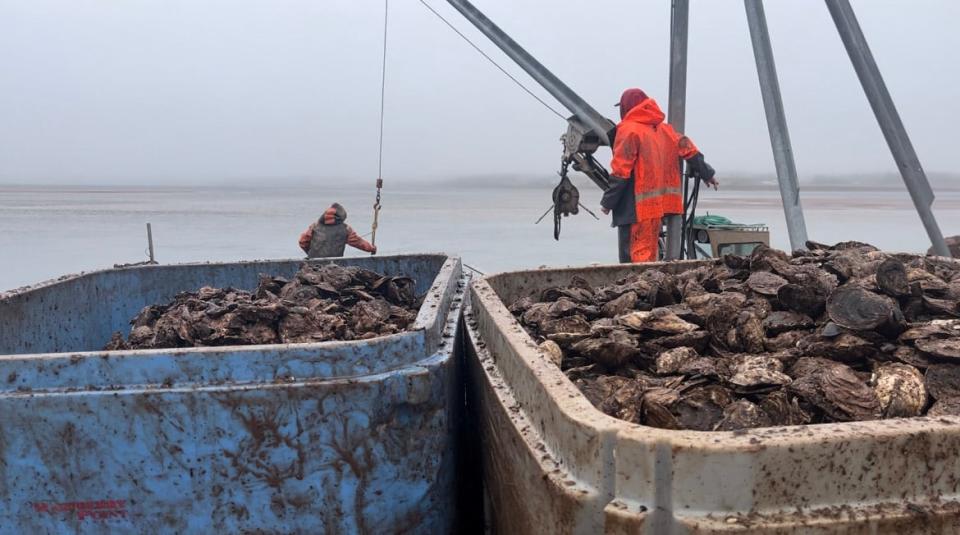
[
  {"left": 1, "top": 1, "right": 959, "bottom": 185},
  {"left": 2, "top": 2, "right": 959, "bottom": 289},
  {"left": 2, "top": 183, "right": 958, "bottom": 291}
]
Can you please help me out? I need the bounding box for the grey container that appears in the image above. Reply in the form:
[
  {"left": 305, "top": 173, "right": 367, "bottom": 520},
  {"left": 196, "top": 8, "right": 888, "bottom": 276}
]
[
  {"left": 465, "top": 260, "right": 960, "bottom": 534},
  {"left": 0, "top": 254, "right": 464, "bottom": 534}
]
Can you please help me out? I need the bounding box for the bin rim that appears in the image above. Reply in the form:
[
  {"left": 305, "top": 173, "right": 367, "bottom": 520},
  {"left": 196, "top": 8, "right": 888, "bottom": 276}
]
[
  {"left": 0, "top": 253, "right": 455, "bottom": 298},
  {"left": 0, "top": 253, "right": 459, "bottom": 360}
]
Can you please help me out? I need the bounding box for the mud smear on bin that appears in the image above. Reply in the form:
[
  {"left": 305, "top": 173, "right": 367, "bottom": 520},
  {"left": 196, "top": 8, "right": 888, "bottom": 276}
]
[
  {"left": 511, "top": 242, "right": 960, "bottom": 431},
  {"left": 104, "top": 263, "right": 422, "bottom": 349}
]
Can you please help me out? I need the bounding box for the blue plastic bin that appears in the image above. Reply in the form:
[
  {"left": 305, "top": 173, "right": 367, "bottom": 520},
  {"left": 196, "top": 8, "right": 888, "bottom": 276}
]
[{"left": 0, "top": 254, "right": 464, "bottom": 534}]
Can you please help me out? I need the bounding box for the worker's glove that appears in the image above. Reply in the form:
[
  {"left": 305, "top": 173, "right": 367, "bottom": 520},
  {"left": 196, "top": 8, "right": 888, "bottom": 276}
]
[
  {"left": 686, "top": 153, "right": 711, "bottom": 179},
  {"left": 687, "top": 153, "right": 718, "bottom": 190}
]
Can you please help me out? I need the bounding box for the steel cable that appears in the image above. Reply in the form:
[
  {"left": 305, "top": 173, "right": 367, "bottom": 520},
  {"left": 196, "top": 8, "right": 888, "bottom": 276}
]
[{"left": 417, "top": 0, "right": 567, "bottom": 120}]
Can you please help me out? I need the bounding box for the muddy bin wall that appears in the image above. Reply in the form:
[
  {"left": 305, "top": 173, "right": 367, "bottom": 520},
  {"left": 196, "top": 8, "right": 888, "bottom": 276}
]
[
  {"left": 0, "top": 254, "right": 465, "bottom": 534},
  {"left": 466, "top": 261, "right": 960, "bottom": 535}
]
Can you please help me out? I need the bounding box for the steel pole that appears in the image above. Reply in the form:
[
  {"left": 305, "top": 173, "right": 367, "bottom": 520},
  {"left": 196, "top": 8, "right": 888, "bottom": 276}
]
[
  {"left": 744, "top": 0, "right": 809, "bottom": 251},
  {"left": 665, "top": 0, "right": 689, "bottom": 260},
  {"left": 146, "top": 223, "right": 156, "bottom": 263},
  {"left": 446, "top": 0, "right": 614, "bottom": 143},
  {"left": 825, "top": 0, "right": 949, "bottom": 257},
  {"left": 667, "top": 0, "right": 689, "bottom": 133}
]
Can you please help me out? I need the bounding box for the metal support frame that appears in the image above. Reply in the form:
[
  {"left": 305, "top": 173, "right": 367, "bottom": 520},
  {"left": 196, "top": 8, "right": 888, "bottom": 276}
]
[
  {"left": 665, "top": 0, "right": 689, "bottom": 260},
  {"left": 826, "top": 0, "right": 949, "bottom": 257},
  {"left": 744, "top": 0, "right": 809, "bottom": 252},
  {"left": 446, "top": 0, "right": 614, "bottom": 145},
  {"left": 441, "top": 0, "right": 949, "bottom": 259}
]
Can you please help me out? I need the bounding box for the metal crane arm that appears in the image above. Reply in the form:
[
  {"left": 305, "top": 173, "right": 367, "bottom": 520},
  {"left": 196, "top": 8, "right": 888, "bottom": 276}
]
[{"left": 446, "top": 0, "right": 615, "bottom": 192}]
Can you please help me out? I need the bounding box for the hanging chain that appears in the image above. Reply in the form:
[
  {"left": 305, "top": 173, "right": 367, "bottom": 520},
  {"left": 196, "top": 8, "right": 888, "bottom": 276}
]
[
  {"left": 371, "top": 178, "right": 383, "bottom": 247},
  {"left": 371, "top": 0, "right": 389, "bottom": 250}
]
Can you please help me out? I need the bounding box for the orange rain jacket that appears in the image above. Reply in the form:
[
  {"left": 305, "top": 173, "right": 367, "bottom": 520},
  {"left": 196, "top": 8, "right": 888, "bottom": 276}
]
[{"left": 601, "top": 97, "right": 700, "bottom": 225}]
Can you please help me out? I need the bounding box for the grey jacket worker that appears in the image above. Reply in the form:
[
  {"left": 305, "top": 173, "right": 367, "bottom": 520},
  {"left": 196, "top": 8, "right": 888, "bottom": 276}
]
[{"left": 298, "top": 203, "right": 377, "bottom": 258}]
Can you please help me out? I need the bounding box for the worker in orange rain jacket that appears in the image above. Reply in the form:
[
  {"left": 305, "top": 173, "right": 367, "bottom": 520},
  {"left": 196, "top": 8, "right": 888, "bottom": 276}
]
[
  {"left": 601, "top": 88, "right": 718, "bottom": 263},
  {"left": 298, "top": 203, "right": 377, "bottom": 258}
]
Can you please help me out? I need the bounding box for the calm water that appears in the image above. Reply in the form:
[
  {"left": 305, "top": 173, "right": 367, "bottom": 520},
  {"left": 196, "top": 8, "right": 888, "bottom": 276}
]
[{"left": 1, "top": 182, "right": 959, "bottom": 291}]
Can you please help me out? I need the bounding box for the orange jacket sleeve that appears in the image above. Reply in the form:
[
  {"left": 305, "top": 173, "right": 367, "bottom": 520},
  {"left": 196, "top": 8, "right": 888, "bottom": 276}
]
[
  {"left": 298, "top": 223, "right": 316, "bottom": 253},
  {"left": 662, "top": 123, "right": 700, "bottom": 160},
  {"left": 610, "top": 128, "right": 640, "bottom": 178},
  {"left": 345, "top": 225, "right": 376, "bottom": 253}
]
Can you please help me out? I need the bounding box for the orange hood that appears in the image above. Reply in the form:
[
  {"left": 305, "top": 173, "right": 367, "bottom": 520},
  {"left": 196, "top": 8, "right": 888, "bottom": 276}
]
[
  {"left": 322, "top": 203, "right": 347, "bottom": 225},
  {"left": 622, "top": 97, "right": 666, "bottom": 126}
]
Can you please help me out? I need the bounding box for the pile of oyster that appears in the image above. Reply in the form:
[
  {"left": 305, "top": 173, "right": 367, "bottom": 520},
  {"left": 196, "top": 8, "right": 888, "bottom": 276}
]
[
  {"left": 510, "top": 242, "right": 960, "bottom": 431},
  {"left": 105, "top": 263, "right": 420, "bottom": 349}
]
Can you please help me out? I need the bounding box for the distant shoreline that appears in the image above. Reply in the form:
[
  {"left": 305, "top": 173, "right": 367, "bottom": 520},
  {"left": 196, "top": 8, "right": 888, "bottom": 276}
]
[
  {"left": 1, "top": 182, "right": 959, "bottom": 193},
  {"left": 1, "top": 170, "right": 959, "bottom": 193}
]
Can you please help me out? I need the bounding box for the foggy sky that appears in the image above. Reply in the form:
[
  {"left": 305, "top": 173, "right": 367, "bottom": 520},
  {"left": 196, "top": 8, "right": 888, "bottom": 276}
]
[{"left": 1, "top": 0, "right": 958, "bottom": 185}]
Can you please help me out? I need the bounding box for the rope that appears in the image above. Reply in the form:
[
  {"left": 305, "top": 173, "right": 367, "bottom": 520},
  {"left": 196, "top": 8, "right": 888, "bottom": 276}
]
[
  {"left": 377, "top": 0, "right": 389, "bottom": 182},
  {"left": 417, "top": 0, "right": 567, "bottom": 120},
  {"left": 371, "top": 0, "right": 389, "bottom": 250},
  {"left": 693, "top": 214, "right": 733, "bottom": 226}
]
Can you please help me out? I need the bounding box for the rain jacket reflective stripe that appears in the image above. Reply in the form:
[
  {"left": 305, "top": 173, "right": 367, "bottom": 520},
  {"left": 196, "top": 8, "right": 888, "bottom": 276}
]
[{"left": 603, "top": 97, "right": 699, "bottom": 223}]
